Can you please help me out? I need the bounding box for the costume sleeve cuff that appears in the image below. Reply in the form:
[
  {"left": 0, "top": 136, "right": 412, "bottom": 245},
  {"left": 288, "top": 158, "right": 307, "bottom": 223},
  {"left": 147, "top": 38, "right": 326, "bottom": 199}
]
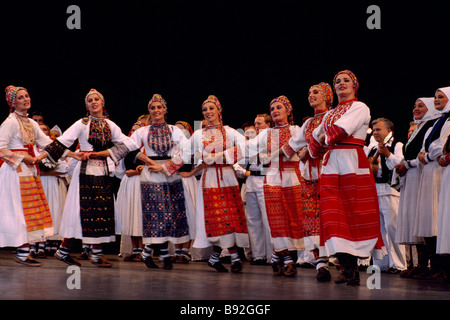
[
  {"left": 282, "top": 143, "right": 296, "bottom": 158},
  {"left": 44, "top": 139, "right": 69, "bottom": 163},
  {"left": 163, "top": 156, "right": 185, "bottom": 176},
  {"left": 308, "top": 137, "right": 322, "bottom": 159},
  {"left": 0, "top": 149, "right": 24, "bottom": 169},
  {"left": 326, "top": 124, "right": 348, "bottom": 145},
  {"left": 108, "top": 143, "right": 131, "bottom": 165}
]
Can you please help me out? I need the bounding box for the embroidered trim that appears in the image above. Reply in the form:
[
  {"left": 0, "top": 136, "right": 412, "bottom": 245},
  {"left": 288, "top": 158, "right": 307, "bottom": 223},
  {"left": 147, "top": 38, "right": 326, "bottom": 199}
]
[
  {"left": 148, "top": 123, "right": 173, "bottom": 157},
  {"left": 109, "top": 143, "right": 130, "bottom": 164},
  {"left": 44, "top": 139, "right": 68, "bottom": 163},
  {"left": 88, "top": 117, "right": 113, "bottom": 151}
]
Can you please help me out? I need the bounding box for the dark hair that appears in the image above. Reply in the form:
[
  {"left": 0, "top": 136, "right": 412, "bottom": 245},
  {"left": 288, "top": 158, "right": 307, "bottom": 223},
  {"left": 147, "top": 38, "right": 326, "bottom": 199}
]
[
  {"left": 31, "top": 110, "right": 43, "bottom": 117},
  {"left": 241, "top": 121, "right": 255, "bottom": 131}
]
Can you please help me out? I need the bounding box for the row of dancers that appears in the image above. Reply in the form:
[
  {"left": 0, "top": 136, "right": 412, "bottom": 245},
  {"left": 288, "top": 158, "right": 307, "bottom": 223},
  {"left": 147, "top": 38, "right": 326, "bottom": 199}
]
[{"left": 1, "top": 69, "right": 450, "bottom": 286}]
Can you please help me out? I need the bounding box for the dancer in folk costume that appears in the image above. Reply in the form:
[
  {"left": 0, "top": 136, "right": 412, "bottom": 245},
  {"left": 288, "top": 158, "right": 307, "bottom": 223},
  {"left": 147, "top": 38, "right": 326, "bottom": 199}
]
[
  {"left": 437, "top": 123, "right": 450, "bottom": 280},
  {"left": 38, "top": 89, "right": 139, "bottom": 267},
  {"left": 173, "top": 120, "right": 197, "bottom": 263},
  {"left": 33, "top": 124, "right": 70, "bottom": 257},
  {"left": 394, "top": 98, "right": 440, "bottom": 278},
  {"left": 366, "top": 118, "right": 407, "bottom": 273},
  {"left": 115, "top": 114, "right": 151, "bottom": 262},
  {"left": 0, "top": 86, "right": 60, "bottom": 266},
  {"left": 415, "top": 86, "right": 450, "bottom": 280},
  {"left": 306, "top": 70, "right": 385, "bottom": 285},
  {"left": 172, "top": 95, "right": 249, "bottom": 273},
  {"left": 123, "top": 94, "right": 191, "bottom": 270},
  {"left": 233, "top": 95, "right": 304, "bottom": 277},
  {"left": 281, "top": 82, "right": 333, "bottom": 281}
]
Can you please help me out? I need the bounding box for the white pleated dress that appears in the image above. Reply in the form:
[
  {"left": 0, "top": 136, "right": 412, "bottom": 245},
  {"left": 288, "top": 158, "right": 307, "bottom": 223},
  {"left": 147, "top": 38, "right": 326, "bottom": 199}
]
[
  {"left": 395, "top": 107, "right": 439, "bottom": 245},
  {"left": 175, "top": 125, "right": 249, "bottom": 250},
  {"left": 415, "top": 117, "right": 450, "bottom": 238},
  {"left": 0, "top": 113, "right": 54, "bottom": 247},
  {"left": 437, "top": 163, "right": 450, "bottom": 254},
  {"left": 54, "top": 117, "right": 138, "bottom": 244},
  {"left": 35, "top": 146, "right": 69, "bottom": 240}
]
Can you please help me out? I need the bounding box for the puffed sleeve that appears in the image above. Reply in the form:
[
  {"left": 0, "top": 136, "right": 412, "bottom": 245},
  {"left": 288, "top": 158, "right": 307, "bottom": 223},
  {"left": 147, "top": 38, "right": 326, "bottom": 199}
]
[
  {"left": 107, "top": 119, "right": 140, "bottom": 165},
  {"left": 326, "top": 102, "right": 370, "bottom": 145},
  {"left": 0, "top": 117, "right": 24, "bottom": 168}
]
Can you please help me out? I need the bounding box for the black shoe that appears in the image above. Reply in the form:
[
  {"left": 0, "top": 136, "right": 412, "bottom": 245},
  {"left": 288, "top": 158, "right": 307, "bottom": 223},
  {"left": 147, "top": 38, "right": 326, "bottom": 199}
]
[
  {"left": 250, "top": 259, "right": 268, "bottom": 266},
  {"left": 400, "top": 266, "right": 427, "bottom": 278},
  {"left": 298, "top": 262, "right": 315, "bottom": 269},
  {"left": 382, "top": 267, "right": 401, "bottom": 274},
  {"left": 347, "top": 270, "right": 360, "bottom": 286},
  {"left": 219, "top": 256, "right": 231, "bottom": 264},
  {"left": 208, "top": 261, "right": 228, "bottom": 272},
  {"left": 335, "top": 265, "right": 354, "bottom": 284},
  {"left": 231, "top": 260, "right": 242, "bottom": 273},
  {"left": 55, "top": 251, "right": 81, "bottom": 266},
  {"left": 143, "top": 256, "right": 159, "bottom": 269},
  {"left": 163, "top": 257, "right": 173, "bottom": 270}
]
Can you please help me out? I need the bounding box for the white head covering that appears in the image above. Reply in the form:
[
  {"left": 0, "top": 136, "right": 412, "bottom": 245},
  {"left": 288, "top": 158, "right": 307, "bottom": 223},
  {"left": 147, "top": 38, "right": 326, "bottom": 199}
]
[
  {"left": 414, "top": 97, "right": 440, "bottom": 124},
  {"left": 50, "top": 125, "right": 63, "bottom": 136},
  {"left": 435, "top": 86, "right": 450, "bottom": 114}
]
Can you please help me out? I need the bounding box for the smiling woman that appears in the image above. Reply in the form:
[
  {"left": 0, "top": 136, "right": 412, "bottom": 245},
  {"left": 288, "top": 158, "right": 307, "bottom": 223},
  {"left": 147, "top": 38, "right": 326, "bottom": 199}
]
[
  {"left": 202, "top": 101, "right": 221, "bottom": 127},
  {"left": 394, "top": 97, "right": 439, "bottom": 279},
  {"left": 38, "top": 88, "right": 140, "bottom": 268},
  {"left": 165, "top": 95, "right": 249, "bottom": 274},
  {"left": 304, "top": 70, "right": 386, "bottom": 285},
  {"left": 149, "top": 99, "right": 167, "bottom": 124},
  {"left": 86, "top": 93, "right": 104, "bottom": 118},
  {"left": 415, "top": 86, "right": 450, "bottom": 280},
  {"left": 118, "top": 94, "right": 192, "bottom": 270},
  {"left": 234, "top": 95, "right": 304, "bottom": 277},
  {"left": 0, "top": 85, "right": 55, "bottom": 266},
  {"left": 281, "top": 82, "right": 333, "bottom": 281}
]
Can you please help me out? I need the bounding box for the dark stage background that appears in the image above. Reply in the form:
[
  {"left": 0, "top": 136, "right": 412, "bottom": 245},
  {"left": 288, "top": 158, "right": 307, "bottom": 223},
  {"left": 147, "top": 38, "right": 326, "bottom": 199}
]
[{"left": 1, "top": 1, "right": 449, "bottom": 143}]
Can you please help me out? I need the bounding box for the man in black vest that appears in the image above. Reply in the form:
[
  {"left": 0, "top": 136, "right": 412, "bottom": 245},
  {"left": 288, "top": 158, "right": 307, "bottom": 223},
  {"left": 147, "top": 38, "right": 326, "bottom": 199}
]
[{"left": 367, "top": 118, "right": 407, "bottom": 273}]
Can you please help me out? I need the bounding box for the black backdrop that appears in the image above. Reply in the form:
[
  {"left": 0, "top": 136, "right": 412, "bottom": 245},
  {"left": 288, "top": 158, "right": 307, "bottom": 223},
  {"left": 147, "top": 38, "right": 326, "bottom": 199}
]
[{"left": 1, "top": 1, "right": 449, "bottom": 142}]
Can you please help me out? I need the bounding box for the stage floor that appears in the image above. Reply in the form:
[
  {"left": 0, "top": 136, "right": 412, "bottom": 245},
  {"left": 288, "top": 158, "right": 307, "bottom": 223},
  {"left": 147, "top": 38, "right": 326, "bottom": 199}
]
[{"left": 0, "top": 250, "right": 449, "bottom": 302}]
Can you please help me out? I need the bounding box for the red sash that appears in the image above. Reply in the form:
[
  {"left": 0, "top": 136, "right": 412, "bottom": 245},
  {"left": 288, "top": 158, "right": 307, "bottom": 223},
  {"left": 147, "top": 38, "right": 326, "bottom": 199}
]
[{"left": 322, "top": 137, "right": 367, "bottom": 169}]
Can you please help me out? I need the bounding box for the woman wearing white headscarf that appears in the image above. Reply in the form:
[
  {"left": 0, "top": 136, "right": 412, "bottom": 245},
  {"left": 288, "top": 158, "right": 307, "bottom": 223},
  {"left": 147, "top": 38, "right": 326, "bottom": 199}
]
[
  {"left": 415, "top": 86, "right": 450, "bottom": 280},
  {"left": 394, "top": 97, "right": 440, "bottom": 278},
  {"left": 436, "top": 93, "right": 450, "bottom": 277}
]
